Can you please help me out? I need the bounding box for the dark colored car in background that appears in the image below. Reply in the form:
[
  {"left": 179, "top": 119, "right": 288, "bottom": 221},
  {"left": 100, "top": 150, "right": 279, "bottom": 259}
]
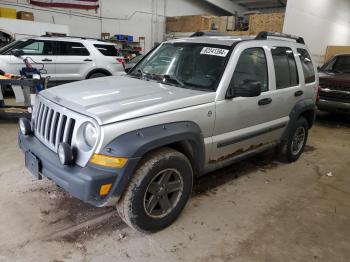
[{"left": 317, "top": 54, "right": 350, "bottom": 114}]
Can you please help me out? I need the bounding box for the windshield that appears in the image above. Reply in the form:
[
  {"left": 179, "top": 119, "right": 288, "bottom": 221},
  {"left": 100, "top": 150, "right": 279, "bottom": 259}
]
[
  {"left": 129, "top": 54, "right": 144, "bottom": 63},
  {"left": 0, "top": 39, "right": 26, "bottom": 55},
  {"left": 321, "top": 56, "right": 350, "bottom": 73},
  {"left": 129, "top": 42, "right": 231, "bottom": 91}
]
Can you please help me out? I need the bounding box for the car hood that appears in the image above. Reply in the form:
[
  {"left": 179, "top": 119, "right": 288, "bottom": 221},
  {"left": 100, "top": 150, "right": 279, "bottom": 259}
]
[
  {"left": 40, "top": 76, "right": 215, "bottom": 125},
  {"left": 319, "top": 71, "right": 350, "bottom": 86}
]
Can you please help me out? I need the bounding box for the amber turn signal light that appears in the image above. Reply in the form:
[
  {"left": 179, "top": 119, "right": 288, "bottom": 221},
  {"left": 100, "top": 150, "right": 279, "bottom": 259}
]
[
  {"left": 90, "top": 154, "right": 128, "bottom": 168},
  {"left": 99, "top": 183, "right": 112, "bottom": 196}
]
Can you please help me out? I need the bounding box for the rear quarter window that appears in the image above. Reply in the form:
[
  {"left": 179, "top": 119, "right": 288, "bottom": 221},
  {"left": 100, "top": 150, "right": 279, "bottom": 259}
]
[
  {"left": 271, "top": 47, "right": 299, "bottom": 89},
  {"left": 94, "top": 44, "right": 120, "bottom": 56},
  {"left": 297, "top": 48, "right": 315, "bottom": 83}
]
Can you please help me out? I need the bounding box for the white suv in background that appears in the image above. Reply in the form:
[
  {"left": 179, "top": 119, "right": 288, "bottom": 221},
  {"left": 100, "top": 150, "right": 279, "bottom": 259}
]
[{"left": 0, "top": 36, "right": 125, "bottom": 84}]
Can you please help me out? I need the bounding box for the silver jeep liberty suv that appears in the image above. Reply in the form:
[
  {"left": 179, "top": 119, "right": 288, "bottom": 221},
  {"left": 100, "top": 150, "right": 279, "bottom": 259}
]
[{"left": 19, "top": 32, "right": 318, "bottom": 233}]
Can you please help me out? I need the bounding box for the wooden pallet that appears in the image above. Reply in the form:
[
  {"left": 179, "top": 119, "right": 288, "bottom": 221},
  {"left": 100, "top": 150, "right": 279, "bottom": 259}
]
[
  {"left": 324, "top": 46, "right": 350, "bottom": 62},
  {"left": 166, "top": 15, "right": 235, "bottom": 33},
  {"left": 248, "top": 13, "right": 285, "bottom": 35}
]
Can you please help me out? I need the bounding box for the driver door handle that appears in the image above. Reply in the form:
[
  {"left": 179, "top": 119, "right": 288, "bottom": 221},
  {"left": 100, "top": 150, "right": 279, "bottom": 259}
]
[
  {"left": 84, "top": 58, "right": 93, "bottom": 62},
  {"left": 258, "top": 98, "right": 272, "bottom": 106},
  {"left": 294, "top": 90, "right": 304, "bottom": 97},
  {"left": 42, "top": 58, "right": 52, "bottom": 62}
]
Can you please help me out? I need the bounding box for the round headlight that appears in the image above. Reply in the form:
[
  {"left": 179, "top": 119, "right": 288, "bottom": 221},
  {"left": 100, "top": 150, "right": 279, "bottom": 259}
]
[
  {"left": 58, "top": 142, "right": 74, "bottom": 165},
  {"left": 83, "top": 122, "right": 98, "bottom": 148},
  {"left": 19, "top": 117, "right": 31, "bottom": 135}
]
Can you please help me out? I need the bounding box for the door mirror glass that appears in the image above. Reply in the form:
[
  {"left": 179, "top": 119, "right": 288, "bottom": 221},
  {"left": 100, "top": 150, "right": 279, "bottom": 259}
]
[
  {"left": 235, "top": 79, "right": 262, "bottom": 97},
  {"left": 11, "top": 49, "right": 24, "bottom": 57}
]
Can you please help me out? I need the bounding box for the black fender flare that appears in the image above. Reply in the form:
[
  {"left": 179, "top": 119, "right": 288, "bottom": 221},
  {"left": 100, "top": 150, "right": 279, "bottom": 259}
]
[
  {"left": 281, "top": 98, "right": 316, "bottom": 141},
  {"left": 86, "top": 68, "right": 112, "bottom": 79},
  {"left": 99, "top": 121, "right": 205, "bottom": 198}
]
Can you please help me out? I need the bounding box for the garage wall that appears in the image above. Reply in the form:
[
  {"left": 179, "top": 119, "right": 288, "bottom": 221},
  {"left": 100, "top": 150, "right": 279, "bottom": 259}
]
[
  {"left": 0, "top": 0, "right": 229, "bottom": 52},
  {"left": 283, "top": 0, "right": 350, "bottom": 65}
]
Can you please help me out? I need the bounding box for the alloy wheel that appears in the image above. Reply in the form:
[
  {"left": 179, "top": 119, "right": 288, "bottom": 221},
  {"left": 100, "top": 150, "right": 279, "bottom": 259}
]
[
  {"left": 143, "top": 168, "right": 184, "bottom": 219},
  {"left": 291, "top": 126, "right": 306, "bottom": 155}
]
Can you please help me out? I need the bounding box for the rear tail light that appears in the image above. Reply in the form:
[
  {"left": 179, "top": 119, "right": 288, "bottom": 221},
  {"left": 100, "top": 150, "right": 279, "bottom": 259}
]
[{"left": 116, "top": 57, "right": 125, "bottom": 69}]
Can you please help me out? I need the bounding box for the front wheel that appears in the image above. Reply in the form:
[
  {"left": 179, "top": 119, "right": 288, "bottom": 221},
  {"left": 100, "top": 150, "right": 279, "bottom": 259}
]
[
  {"left": 88, "top": 72, "right": 108, "bottom": 79},
  {"left": 117, "top": 148, "right": 193, "bottom": 233}
]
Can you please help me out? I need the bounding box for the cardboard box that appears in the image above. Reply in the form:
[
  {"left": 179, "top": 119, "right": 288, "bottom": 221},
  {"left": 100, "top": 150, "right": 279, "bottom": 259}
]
[
  {"left": 17, "top": 11, "right": 34, "bottom": 21},
  {"left": 101, "top": 32, "right": 110, "bottom": 40},
  {"left": 0, "top": 7, "right": 16, "bottom": 19}
]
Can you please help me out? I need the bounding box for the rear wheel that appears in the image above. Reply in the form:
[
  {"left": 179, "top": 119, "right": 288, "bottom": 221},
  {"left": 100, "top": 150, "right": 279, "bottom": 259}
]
[
  {"left": 278, "top": 117, "right": 309, "bottom": 162},
  {"left": 117, "top": 148, "right": 193, "bottom": 233}
]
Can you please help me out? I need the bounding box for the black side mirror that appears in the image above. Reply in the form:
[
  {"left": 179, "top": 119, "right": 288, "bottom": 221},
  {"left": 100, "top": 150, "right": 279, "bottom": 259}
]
[
  {"left": 11, "top": 49, "right": 24, "bottom": 58},
  {"left": 226, "top": 79, "right": 262, "bottom": 99},
  {"left": 125, "top": 67, "right": 131, "bottom": 73}
]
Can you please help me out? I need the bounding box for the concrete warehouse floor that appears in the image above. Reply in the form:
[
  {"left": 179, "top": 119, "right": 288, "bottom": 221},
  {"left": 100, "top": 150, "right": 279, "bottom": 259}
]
[{"left": 0, "top": 112, "right": 349, "bottom": 262}]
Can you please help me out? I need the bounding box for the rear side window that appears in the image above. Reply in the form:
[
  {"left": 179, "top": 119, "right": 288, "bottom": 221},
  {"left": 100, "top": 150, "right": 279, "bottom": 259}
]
[
  {"left": 94, "top": 44, "right": 120, "bottom": 56},
  {"left": 230, "top": 47, "right": 269, "bottom": 92},
  {"left": 57, "top": 41, "right": 90, "bottom": 56},
  {"left": 271, "top": 47, "right": 299, "bottom": 89},
  {"left": 297, "top": 48, "right": 315, "bottom": 83}
]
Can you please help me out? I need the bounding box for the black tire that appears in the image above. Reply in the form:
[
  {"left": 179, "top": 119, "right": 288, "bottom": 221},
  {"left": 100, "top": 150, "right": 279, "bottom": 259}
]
[
  {"left": 1, "top": 85, "right": 10, "bottom": 96},
  {"left": 117, "top": 148, "right": 193, "bottom": 233},
  {"left": 278, "top": 117, "right": 309, "bottom": 162},
  {"left": 88, "top": 72, "right": 108, "bottom": 79}
]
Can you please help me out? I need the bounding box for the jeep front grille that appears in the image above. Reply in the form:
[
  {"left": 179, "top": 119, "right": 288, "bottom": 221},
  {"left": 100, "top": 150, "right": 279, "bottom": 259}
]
[
  {"left": 33, "top": 95, "right": 99, "bottom": 167},
  {"left": 34, "top": 101, "right": 76, "bottom": 149}
]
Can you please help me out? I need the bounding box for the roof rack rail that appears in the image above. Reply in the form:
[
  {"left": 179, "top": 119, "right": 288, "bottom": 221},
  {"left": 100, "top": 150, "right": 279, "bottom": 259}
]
[
  {"left": 190, "top": 31, "right": 230, "bottom": 37},
  {"left": 255, "top": 31, "right": 305, "bottom": 44},
  {"left": 40, "top": 34, "right": 105, "bottom": 41}
]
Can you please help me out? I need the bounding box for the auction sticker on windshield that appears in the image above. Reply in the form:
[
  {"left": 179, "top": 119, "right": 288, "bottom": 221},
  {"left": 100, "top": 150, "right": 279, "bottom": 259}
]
[{"left": 200, "top": 47, "right": 229, "bottom": 57}]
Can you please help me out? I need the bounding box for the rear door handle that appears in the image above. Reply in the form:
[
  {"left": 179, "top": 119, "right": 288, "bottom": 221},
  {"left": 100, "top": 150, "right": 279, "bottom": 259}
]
[
  {"left": 294, "top": 90, "right": 304, "bottom": 97},
  {"left": 42, "top": 58, "right": 52, "bottom": 62},
  {"left": 258, "top": 98, "right": 272, "bottom": 106},
  {"left": 84, "top": 58, "right": 93, "bottom": 62}
]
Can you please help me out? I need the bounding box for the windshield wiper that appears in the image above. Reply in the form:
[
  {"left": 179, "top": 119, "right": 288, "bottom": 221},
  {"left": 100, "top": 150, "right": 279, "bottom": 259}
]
[{"left": 163, "top": 74, "right": 185, "bottom": 88}]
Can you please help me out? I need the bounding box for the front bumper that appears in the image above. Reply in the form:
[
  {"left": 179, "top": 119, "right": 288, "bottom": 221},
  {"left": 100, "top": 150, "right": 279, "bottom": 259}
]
[
  {"left": 18, "top": 132, "right": 137, "bottom": 206},
  {"left": 317, "top": 99, "right": 350, "bottom": 114}
]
